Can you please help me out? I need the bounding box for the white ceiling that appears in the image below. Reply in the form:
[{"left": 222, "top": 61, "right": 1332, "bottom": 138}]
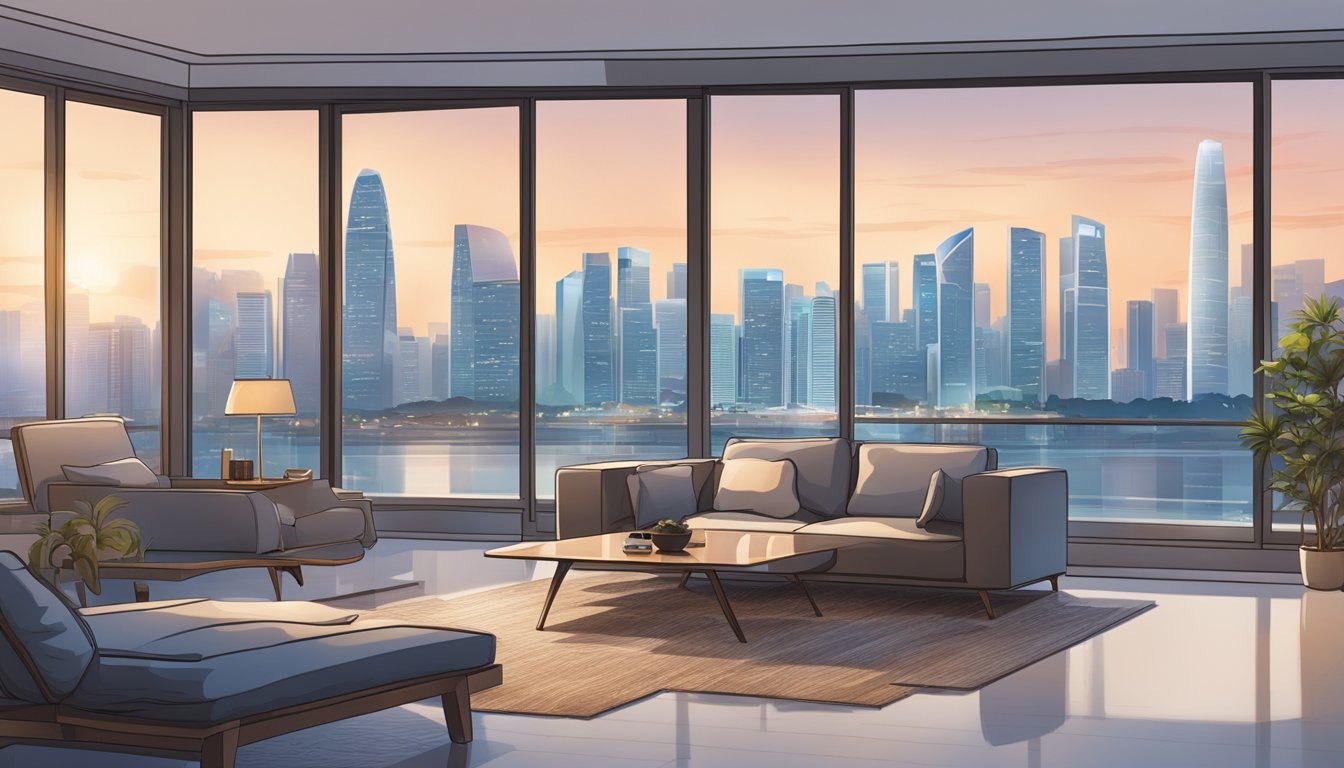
[{"left": 2, "top": 1, "right": 1343, "bottom": 95}]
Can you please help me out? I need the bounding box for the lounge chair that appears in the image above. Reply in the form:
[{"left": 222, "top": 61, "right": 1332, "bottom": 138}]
[{"left": 0, "top": 551, "right": 498, "bottom": 767}]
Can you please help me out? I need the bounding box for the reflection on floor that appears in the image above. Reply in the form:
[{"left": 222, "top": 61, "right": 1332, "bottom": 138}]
[{"left": 1, "top": 536, "right": 1342, "bottom": 768}]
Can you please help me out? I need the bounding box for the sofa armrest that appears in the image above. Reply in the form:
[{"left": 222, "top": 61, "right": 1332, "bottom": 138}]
[
  {"left": 257, "top": 479, "right": 378, "bottom": 548},
  {"left": 961, "top": 468, "right": 1068, "bottom": 590},
  {"left": 555, "top": 458, "right": 717, "bottom": 539},
  {"left": 46, "top": 483, "right": 284, "bottom": 554}
]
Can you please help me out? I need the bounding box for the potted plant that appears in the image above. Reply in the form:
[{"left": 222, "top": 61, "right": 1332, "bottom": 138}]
[
  {"left": 30, "top": 495, "right": 143, "bottom": 596},
  {"left": 1241, "top": 295, "right": 1344, "bottom": 590},
  {"left": 647, "top": 519, "right": 693, "bottom": 553}
]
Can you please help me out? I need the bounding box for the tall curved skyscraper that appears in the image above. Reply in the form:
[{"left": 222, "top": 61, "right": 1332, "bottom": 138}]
[
  {"left": 451, "top": 224, "right": 520, "bottom": 402},
  {"left": 342, "top": 169, "right": 398, "bottom": 410},
  {"left": 936, "top": 228, "right": 974, "bottom": 408},
  {"left": 1071, "top": 215, "right": 1109, "bottom": 400},
  {"left": 1187, "top": 139, "right": 1229, "bottom": 399}
]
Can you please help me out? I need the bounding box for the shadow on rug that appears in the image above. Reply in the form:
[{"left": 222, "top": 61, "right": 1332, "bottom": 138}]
[{"left": 372, "top": 572, "right": 1152, "bottom": 718}]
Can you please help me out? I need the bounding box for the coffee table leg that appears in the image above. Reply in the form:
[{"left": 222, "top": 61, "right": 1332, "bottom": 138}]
[
  {"left": 787, "top": 574, "right": 823, "bottom": 617},
  {"left": 703, "top": 570, "right": 747, "bottom": 643},
  {"left": 536, "top": 560, "right": 573, "bottom": 631},
  {"left": 676, "top": 571, "right": 691, "bottom": 589}
]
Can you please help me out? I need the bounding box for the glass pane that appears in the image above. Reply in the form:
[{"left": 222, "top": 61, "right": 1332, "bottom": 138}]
[
  {"left": 710, "top": 94, "right": 839, "bottom": 453},
  {"left": 855, "top": 422, "right": 1252, "bottom": 525},
  {"left": 0, "top": 88, "right": 45, "bottom": 499},
  {"left": 64, "top": 101, "right": 162, "bottom": 469},
  {"left": 535, "top": 100, "right": 688, "bottom": 497},
  {"left": 340, "top": 108, "right": 521, "bottom": 497},
  {"left": 1269, "top": 79, "right": 1344, "bottom": 533},
  {"left": 855, "top": 84, "right": 1254, "bottom": 419},
  {"left": 191, "top": 111, "right": 319, "bottom": 479}
]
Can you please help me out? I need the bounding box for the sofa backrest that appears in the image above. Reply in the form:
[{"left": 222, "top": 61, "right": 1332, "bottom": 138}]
[
  {"left": 721, "top": 437, "right": 852, "bottom": 518},
  {"left": 11, "top": 417, "right": 140, "bottom": 514},
  {"left": 847, "top": 443, "right": 996, "bottom": 521},
  {"left": 0, "top": 551, "right": 96, "bottom": 704}
]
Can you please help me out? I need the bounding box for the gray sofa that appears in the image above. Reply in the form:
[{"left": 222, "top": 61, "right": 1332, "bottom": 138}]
[
  {"left": 0, "top": 551, "right": 496, "bottom": 767},
  {"left": 555, "top": 437, "right": 1068, "bottom": 617}
]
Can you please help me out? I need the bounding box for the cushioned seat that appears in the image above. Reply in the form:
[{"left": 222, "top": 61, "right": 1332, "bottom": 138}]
[
  {"left": 797, "top": 516, "right": 963, "bottom": 542},
  {"left": 685, "top": 511, "right": 808, "bottom": 533},
  {"left": 796, "top": 516, "right": 966, "bottom": 581}
]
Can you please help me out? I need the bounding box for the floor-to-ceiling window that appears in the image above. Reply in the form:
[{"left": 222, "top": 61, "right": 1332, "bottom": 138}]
[
  {"left": 190, "top": 110, "right": 320, "bottom": 479},
  {"left": 339, "top": 106, "right": 521, "bottom": 498},
  {"left": 854, "top": 83, "right": 1255, "bottom": 527},
  {"left": 0, "top": 86, "right": 46, "bottom": 498},
  {"left": 64, "top": 100, "right": 163, "bottom": 468},
  {"left": 709, "top": 94, "right": 840, "bottom": 453},
  {"left": 1269, "top": 77, "right": 1344, "bottom": 535},
  {"left": 535, "top": 99, "right": 688, "bottom": 497}
]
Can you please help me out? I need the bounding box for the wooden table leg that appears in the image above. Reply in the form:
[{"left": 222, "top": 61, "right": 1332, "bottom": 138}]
[
  {"left": 133, "top": 581, "right": 150, "bottom": 602},
  {"left": 267, "top": 566, "right": 283, "bottom": 601},
  {"left": 787, "top": 574, "right": 823, "bottom": 617},
  {"left": 536, "top": 560, "right": 573, "bottom": 631},
  {"left": 703, "top": 570, "right": 747, "bottom": 643},
  {"left": 676, "top": 571, "right": 691, "bottom": 589}
]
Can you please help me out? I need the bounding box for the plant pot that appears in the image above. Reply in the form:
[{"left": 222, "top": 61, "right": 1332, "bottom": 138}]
[
  {"left": 1300, "top": 547, "right": 1344, "bottom": 591},
  {"left": 650, "top": 531, "right": 692, "bottom": 553}
]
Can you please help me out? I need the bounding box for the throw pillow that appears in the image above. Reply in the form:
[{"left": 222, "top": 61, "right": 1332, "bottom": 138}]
[
  {"left": 713, "top": 458, "right": 801, "bottom": 519},
  {"left": 627, "top": 465, "right": 698, "bottom": 530},
  {"left": 62, "top": 456, "right": 160, "bottom": 487},
  {"left": 915, "top": 469, "right": 946, "bottom": 528}
]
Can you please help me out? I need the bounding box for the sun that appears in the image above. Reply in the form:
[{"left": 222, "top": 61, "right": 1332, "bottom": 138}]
[{"left": 65, "top": 248, "right": 122, "bottom": 295}]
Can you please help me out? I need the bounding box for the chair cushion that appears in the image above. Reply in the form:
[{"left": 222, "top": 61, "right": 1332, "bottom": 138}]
[
  {"left": 915, "top": 469, "right": 946, "bottom": 528},
  {"left": 11, "top": 417, "right": 140, "bottom": 514},
  {"left": 0, "top": 551, "right": 96, "bottom": 703},
  {"left": 714, "top": 458, "right": 800, "bottom": 519},
  {"left": 847, "top": 443, "right": 990, "bottom": 522},
  {"left": 626, "top": 465, "right": 699, "bottom": 530},
  {"left": 71, "top": 618, "right": 495, "bottom": 724},
  {"left": 722, "top": 437, "right": 852, "bottom": 518},
  {"left": 62, "top": 457, "right": 161, "bottom": 488},
  {"left": 685, "top": 511, "right": 808, "bottom": 533}
]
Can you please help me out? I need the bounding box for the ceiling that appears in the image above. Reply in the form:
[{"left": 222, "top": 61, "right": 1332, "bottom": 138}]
[{"left": 2, "top": 1, "right": 1343, "bottom": 97}]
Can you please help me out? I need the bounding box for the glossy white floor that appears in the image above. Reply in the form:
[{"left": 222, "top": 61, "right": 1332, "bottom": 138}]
[{"left": 1, "top": 535, "right": 1342, "bottom": 768}]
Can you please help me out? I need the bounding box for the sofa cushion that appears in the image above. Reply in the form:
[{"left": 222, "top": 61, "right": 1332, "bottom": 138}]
[
  {"left": 0, "top": 551, "right": 96, "bottom": 703},
  {"left": 847, "top": 443, "right": 990, "bottom": 522},
  {"left": 798, "top": 518, "right": 965, "bottom": 580},
  {"left": 61, "top": 457, "right": 160, "bottom": 488},
  {"left": 281, "top": 506, "right": 368, "bottom": 550},
  {"left": 714, "top": 458, "right": 800, "bottom": 519},
  {"left": 722, "top": 437, "right": 851, "bottom": 518},
  {"left": 798, "top": 516, "right": 964, "bottom": 542},
  {"left": 685, "top": 511, "right": 808, "bottom": 533},
  {"left": 915, "top": 469, "right": 947, "bottom": 528},
  {"left": 626, "top": 465, "right": 699, "bottom": 529}
]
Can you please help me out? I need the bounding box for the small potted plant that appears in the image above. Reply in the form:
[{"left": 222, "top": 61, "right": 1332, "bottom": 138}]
[
  {"left": 30, "top": 495, "right": 143, "bottom": 596},
  {"left": 647, "top": 519, "right": 693, "bottom": 553},
  {"left": 1241, "top": 295, "right": 1344, "bottom": 590}
]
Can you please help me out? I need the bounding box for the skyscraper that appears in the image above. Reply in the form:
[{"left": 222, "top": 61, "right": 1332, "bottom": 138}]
[
  {"left": 554, "top": 271, "right": 584, "bottom": 405},
  {"left": 1151, "top": 288, "right": 1179, "bottom": 359},
  {"left": 789, "top": 296, "right": 812, "bottom": 406},
  {"left": 807, "top": 295, "right": 837, "bottom": 409},
  {"left": 666, "top": 263, "right": 687, "bottom": 300},
  {"left": 235, "top": 291, "right": 274, "bottom": 379},
  {"left": 913, "top": 253, "right": 937, "bottom": 394},
  {"left": 709, "top": 314, "right": 737, "bottom": 407},
  {"left": 1058, "top": 236, "right": 1075, "bottom": 368},
  {"left": 862, "top": 263, "right": 888, "bottom": 323},
  {"left": 655, "top": 299, "right": 686, "bottom": 399},
  {"left": 451, "top": 225, "right": 520, "bottom": 402},
  {"left": 618, "top": 305, "right": 657, "bottom": 404},
  {"left": 581, "top": 252, "right": 614, "bottom": 405},
  {"left": 617, "top": 247, "right": 651, "bottom": 308},
  {"left": 870, "top": 321, "right": 922, "bottom": 402},
  {"left": 342, "top": 169, "right": 398, "bottom": 410},
  {"left": 739, "top": 268, "right": 785, "bottom": 406},
  {"left": 1008, "top": 227, "right": 1045, "bottom": 402},
  {"left": 205, "top": 298, "right": 235, "bottom": 418},
  {"left": 936, "top": 228, "right": 975, "bottom": 408},
  {"left": 1071, "top": 216, "right": 1109, "bottom": 400},
  {"left": 1155, "top": 322, "right": 1189, "bottom": 400},
  {"left": 886, "top": 261, "right": 901, "bottom": 324},
  {"left": 973, "top": 283, "right": 991, "bottom": 330},
  {"left": 1127, "top": 300, "right": 1155, "bottom": 399},
  {"left": 1228, "top": 294, "right": 1253, "bottom": 397},
  {"left": 1187, "top": 139, "right": 1229, "bottom": 399},
  {"left": 281, "top": 252, "right": 320, "bottom": 416}
]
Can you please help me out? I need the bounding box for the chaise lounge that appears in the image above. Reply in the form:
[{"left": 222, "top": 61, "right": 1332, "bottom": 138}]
[{"left": 0, "top": 551, "right": 498, "bottom": 767}]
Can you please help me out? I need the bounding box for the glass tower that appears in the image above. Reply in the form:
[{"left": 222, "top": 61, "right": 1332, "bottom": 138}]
[
  {"left": 342, "top": 169, "right": 398, "bottom": 410},
  {"left": 1127, "top": 299, "right": 1155, "bottom": 399},
  {"left": 861, "top": 263, "right": 888, "bottom": 323},
  {"left": 451, "top": 224, "right": 520, "bottom": 402},
  {"left": 936, "top": 228, "right": 975, "bottom": 408},
  {"left": 913, "top": 253, "right": 937, "bottom": 395},
  {"left": 235, "top": 291, "right": 274, "bottom": 379},
  {"left": 554, "top": 271, "right": 584, "bottom": 405},
  {"left": 1007, "top": 227, "right": 1045, "bottom": 402},
  {"left": 709, "top": 313, "right": 737, "bottom": 407},
  {"left": 581, "top": 252, "right": 614, "bottom": 405},
  {"left": 808, "top": 295, "right": 837, "bottom": 409},
  {"left": 1071, "top": 215, "right": 1109, "bottom": 400},
  {"left": 1187, "top": 139, "right": 1229, "bottom": 399},
  {"left": 655, "top": 299, "right": 686, "bottom": 400},
  {"left": 739, "top": 268, "right": 785, "bottom": 406},
  {"left": 282, "top": 252, "right": 320, "bottom": 416}
]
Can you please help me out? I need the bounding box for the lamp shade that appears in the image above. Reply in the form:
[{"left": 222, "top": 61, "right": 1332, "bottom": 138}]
[{"left": 225, "top": 379, "right": 297, "bottom": 416}]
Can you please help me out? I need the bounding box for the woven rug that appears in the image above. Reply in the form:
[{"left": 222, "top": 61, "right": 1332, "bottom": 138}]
[{"left": 371, "top": 572, "right": 1152, "bottom": 718}]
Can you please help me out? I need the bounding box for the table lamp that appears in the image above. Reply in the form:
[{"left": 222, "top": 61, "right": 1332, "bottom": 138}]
[{"left": 225, "top": 378, "right": 296, "bottom": 480}]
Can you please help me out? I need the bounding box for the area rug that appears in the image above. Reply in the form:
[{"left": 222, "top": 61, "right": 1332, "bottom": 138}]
[{"left": 370, "top": 572, "right": 1152, "bottom": 718}]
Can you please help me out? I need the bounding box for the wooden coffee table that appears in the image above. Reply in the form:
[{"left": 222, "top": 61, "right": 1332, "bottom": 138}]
[{"left": 486, "top": 530, "right": 848, "bottom": 643}]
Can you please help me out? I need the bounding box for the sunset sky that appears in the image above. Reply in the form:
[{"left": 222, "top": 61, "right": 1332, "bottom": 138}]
[{"left": 4, "top": 81, "right": 1344, "bottom": 373}]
